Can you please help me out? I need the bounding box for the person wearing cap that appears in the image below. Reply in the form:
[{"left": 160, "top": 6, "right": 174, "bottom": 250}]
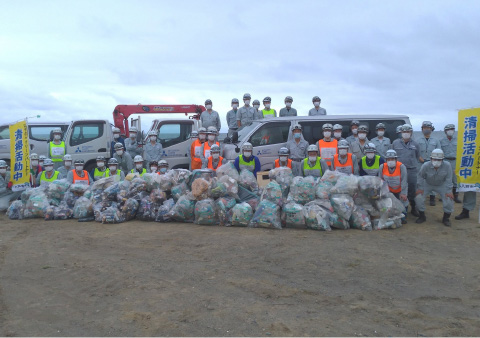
[
  {"left": 279, "top": 96, "right": 297, "bottom": 117},
  {"left": 260, "top": 97, "right": 277, "bottom": 119},
  {"left": 345, "top": 120, "right": 360, "bottom": 144},
  {"left": 237, "top": 93, "right": 256, "bottom": 129},
  {"left": 29, "top": 153, "right": 43, "bottom": 188},
  {"left": 390, "top": 124, "right": 421, "bottom": 217},
  {"left": 316, "top": 123, "right": 338, "bottom": 168},
  {"left": 158, "top": 160, "right": 169, "bottom": 175},
  {"left": 332, "top": 124, "right": 344, "bottom": 142},
  {"left": 274, "top": 147, "right": 292, "bottom": 169},
  {"left": 308, "top": 96, "right": 327, "bottom": 115},
  {"left": 39, "top": 155, "right": 47, "bottom": 168},
  {"left": 144, "top": 130, "right": 163, "bottom": 165},
  {"left": 113, "top": 142, "right": 133, "bottom": 174},
  {"left": 226, "top": 98, "right": 240, "bottom": 138},
  {"left": 200, "top": 99, "right": 221, "bottom": 131},
  {"left": 36, "top": 158, "right": 62, "bottom": 185},
  {"left": 106, "top": 158, "right": 125, "bottom": 180},
  {"left": 378, "top": 149, "right": 408, "bottom": 224},
  {"left": 415, "top": 149, "right": 454, "bottom": 226},
  {"left": 57, "top": 154, "right": 73, "bottom": 178},
  {"left": 332, "top": 140, "right": 359, "bottom": 175},
  {"left": 395, "top": 125, "right": 403, "bottom": 139},
  {"left": 370, "top": 123, "right": 391, "bottom": 158},
  {"left": 286, "top": 125, "right": 309, "bottom": 176},
  {"left": 91, "top": 156, "right": 108, "bottom": 181},
  {"left": 200, "top": 127, "right": 220, "bottom": 168},
  {"left": 349, "top": 125, "right": 370, "bottom": 162},
  {"left": 359, "top": 143, "right": 384, "bottom": 176},
  {"left": 67, "top": 159, "right": 93, "bottom": 185},
  {"left": 124, "top": 127, "right": 143, "bottom": 158},
  {"left": 416, "top": 121, "right": 440, "bottom": 206},
  {"left": 302, "top": 145, "right": 329, "bottom": 178},
  {"left": 110, "top": 127, "right": 125, "bottom": 157},
  {"left": 131, "top": 155, "right": 147, "bottom": 176},
  {"left": 252, "top": 99, "right": 263, "bottom": 120},
  {"left": 191, "top": 127, "right": 207, "bottom": 170},
  {"left": 149, "top": 160, "right": 159, "bottom": 174},
  {"left": 202, "top": 144, "right": 226, "bottom": 170},
  {"left": 48, "top": 127, "right": 65, "bottom": 170},
  {"left": 234, "top": 142, "right": 261, "bottom": 178},
  {"left": 440, "top": 124, "right": 462, "bottom": 204}
]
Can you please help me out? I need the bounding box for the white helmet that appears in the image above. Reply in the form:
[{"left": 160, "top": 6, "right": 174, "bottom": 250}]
[
  {"left": 307, "top": 144, "right": 318, "bottom": 153},
  {"left": 114, "top": 142, "right": 124, "bottom": 150},
  {"left": 63, "top": 154, "right": 72, "bottom": 161},
  {"left": 148, "top": 130, "right": 157, "bottom": 137},
  {"left": 333, "top": 124, "right": 343, "bottom": 131},
  {"left": 129, "top": 127, "right": 138, "bottom": 133},
  {"left": 159, "top": 159, "right": 169, "bottom": 167},
  {"left": 207, "top": 126, "right": 218, "bottom": 135},
  {"left": 52, "top": 127, "right": 62, "bottom": 134},
  {"left": 242, "top": 142, "right": 253, "bottom": 151},
  {"left": 430, "top": 149, "right": 445, "bottom": 160},
  {"left": 31, "top": 153, "right": 39, "bottom": 160},
  {"left": 338, "top": 140, "right": 349, "bottom": 149},
  {"left": 133, "top": 155, "right": 143, "bottom": 162},
  {"left": 113, "top": 127, "right": 121, "bottom": 133},
  {"left": 385, "top": 149, "right": 398, "bottom": 159},
  {"left": 39, "top": 155, "right": 47, "bottom": 161},
  {"left": 0, "top": 160, "right": 7, "bottom": 167}
]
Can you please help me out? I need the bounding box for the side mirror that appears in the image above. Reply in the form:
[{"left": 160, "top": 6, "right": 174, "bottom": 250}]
[
  {"left": 232, "top": 131, "right": 238, "bottom": 144},
  {"left": 223, "top": 136, "right": 231, "bottom": 144},
  {"left": 235, "top": 146, "right": 240, "bottom": 153}
]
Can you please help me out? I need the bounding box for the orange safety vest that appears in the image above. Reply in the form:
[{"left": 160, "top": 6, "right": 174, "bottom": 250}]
[
  {"left": 207, "top": 156, "right": 224, "bottom": 171},
  {"left": 318, "top": 139, "right": 338, "bottom": 166},
  {"left": 191, "top": 139, "right": 204, "bottom": 170},
  {"left": 203, "top": 141, "right": 220, "bottom": 158},
  {"left": 274, "top": 158, "right": 292, "bottom": 169},
  {"left": 72, "top": 170, "right": 90, "bottom": 185},
  {"left": 382, "top": 161, "right": 403, "bottom": 193},
  {"left": 333, "top": 153, "right": 354, "bottom": 174}
]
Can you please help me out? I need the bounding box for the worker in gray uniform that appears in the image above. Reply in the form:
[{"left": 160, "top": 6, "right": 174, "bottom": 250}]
[
  {"left": 279, "top": 96, "right": 297, "bottom": 117},
  {"left": 333, "top": 124, "right": 345, "bottom": 141},
  {"left": 237, "top": 93, "right": 256, "bottom": 129},
  {"left": 395, "top": 125, "right": 402, "bottom": 139},
  {"left": 144, "top": 130, "right": 163, "bottom": 166},
  {"left": 113, "top": 142, "right": 134, "bottom": 174},
  {"left": 390, "top": 124, "right": 420, "bottom": 217},
  {"left": 349, "top": 124, "right": 369, "bottom": 162},
  {"left": 260, "top": 96, "right": 277, "bottom": 118},
  {"left": 226, "top": 98, "right": 240, "bottom": 138},
  {"left": 416, "top": 121, "right": 440, "bottom": 206},
  {"left": 124, "top": 126, "right": 143, "bottom": 158},
  {"left": 200, "top": 99, "right": 221, "bottom": 131},
  {"left": 308, "top": 96, "right": 327, "bottom": 115},
  {"left": 440, "top": 124, "right": 462, "bottom": 203},
  {"left": 345, "top": 120, "right": 360, "bottom": 144},
  {"left": 370, "top": 123, "right": 391, "bottom": 158},
  {"left": 252, "top": 99, "right": 263, "bottom": 120},
  {"left": 286, "top": 124, "right": 308, "bottom": 177},
  {"left": 57, "top": 154, "right": 73, "bottom": 178},
  {"left": 415, "top": 149, "right": 454, "bottom": 226},
  {"left": 302, "top": 145, "right": 329, "bottom": 178}
]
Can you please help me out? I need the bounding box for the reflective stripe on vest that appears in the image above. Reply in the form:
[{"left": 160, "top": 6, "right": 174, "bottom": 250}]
[
  {"left": 274, "top": 158, "right": 292, "bottom": 169},
  {"left": 131, "top": 168, "right": 147, "bottom": 176},
  {"left": 39, "top": 170, "right": 59, "bottom": 183},
  {"left": 382, "top": 161, "right": 403, "bottom": 193},
  {"left": 333, "top": 153, "right": 354, "bottom": 174},
  {"left": 94, "top": 168, "right": 108, "bottom": 180},
  {"left": 361, "top": 155, "right": 381, "bottom": 176},
  {"left": 318, "top": 139, "right": 338, "bottom": 166},
  {"left": 49, "top": 141, "right": 65, "bottom": 162},
  {"left": 207, "top": 156, "right": 224, "bottom": 170},
  {"left": 72, "top": 170, "right": 90, "bottom": 185},
  {"left": 303, "top": 157, "right": 323, "bottom": 177},
  {"left": 203, "top": 141, "right": 219, "bottom": 159},
  {"left": 262, "top": 109, "right": 275, "bottom": 117},
  {"left": 238, "top": 154, "right": 255, "bottom": 172}
]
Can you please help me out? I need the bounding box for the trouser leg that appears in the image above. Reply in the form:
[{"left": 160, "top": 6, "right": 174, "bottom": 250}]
[
  {"left": 406, "top": 168, "right": 417, "bottom": 202},
  {"left": 463, "top": 191, "right": 477, "bottom": 211},
  {"left": 416, "top": 188, "right": 428, "bottom": 212},
  {"left": 291, "top": 161, "right": 302, "bottom": 177},
  {"left": 435, "top": 186, "right": 454, "bottom": 214}
]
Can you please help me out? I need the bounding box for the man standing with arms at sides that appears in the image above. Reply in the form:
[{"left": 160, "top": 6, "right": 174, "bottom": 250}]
[
  {"left": 253, "top": 99, "right": 263, "bottom": 120},
  {"left": 286, "top": 125, "right": 308, "bottom": 177},
  {"left": 440, "top": 124, "right": 462, "bottom": 204},
  {"left": 279, "top": 96, "right": 297, "bottom": 117},
  {"left": 226, "top": 98, "right": 240, "bottom": 138},
  {"left": 49, "top": 128, "right": 65, "bottom": 170},
  {"left": 237, "top": 93, "right": 256, "bottom": 129},
  {"left": 200, "top": 99, "right": 221, "bottom": 131},
  {"left": 346, "top": 120, "right": 360, "bottom": 144},
  {"left": 349, "top": 125, "right": 369, "bottom": 163},
  {"left": 370, "top": 123, "right": 391, "bottom": 158},
  {"left": 308, "top": 96, "right": 327, "bottom": 115},
  {"left": 261, "top": 97, "right": 277, "bottom": 118},
  {"left": 416, "top": 121, "right": 440, "bottom": 206},
  {"left": 316, "top": 123, "right": 337, "bottom": 168},
  {"left": 124, "top": 126, "right": 143, "bottom": 158}
]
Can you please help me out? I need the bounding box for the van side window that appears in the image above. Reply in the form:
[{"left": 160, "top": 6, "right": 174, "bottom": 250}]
[
  {"left": 30, "top": 125, "right": 62, "bottom": 141},
  {"left": 0, "top": 125, "right": 10, "bottom": 140},
  {"left": 249, "top": 122, "right": 290, "bottom": 147},
  {"left": 70, "top": 123, "right": 104, "bottom": 146},
  {"left": 158, "top": 123, "right": 192, "bottom": 148},
  {"left": 299, "top": 122, "right": 324, "bottom": 145}
]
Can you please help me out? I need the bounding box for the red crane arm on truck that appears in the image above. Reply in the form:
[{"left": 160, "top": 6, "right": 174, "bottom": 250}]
[{"left": 112, "top": 104, "right": 206, "bottom": 136}]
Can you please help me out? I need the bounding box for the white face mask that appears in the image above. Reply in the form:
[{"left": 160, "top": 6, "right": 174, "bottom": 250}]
[
  {"left": 208, "top": 135, "right": 215, "bottom": 141},
  {"left": 0, "top": 168, "right": 6, "bottom": 174},
  {"left": 150, "top": 166, "right": 157, "bottom": 172},
  {"left": 136, "top": 164, "right": 143, "bottom": 170},
  {"left": 54, "top": 135, "right": 61, "bottom": 140},
  {"left": 253, "top": 104, "right": 260, "bottom": 109},
  {"left": 323, "top": 131, "right": 331, "bottom": 138},
  {"left": 150, "top": 137, "right": 156, "bottom": 142},
  {"left": 199, "top": 134, "right": 206, "bottom": 141},
  {"left": 285, "top": 102, "right": 292, "bottom": 108},
  {"left": 97, "top": 161, "right": 105, "bottom": 168},
  {"left": 366, "top": 153, "right": 375, "bottom": 159},
  {"left": 244, "top": 100, "right": 250, "bottom": 105},
  {"left": 39, "top": 161, "right": 44, "bottom": 166},
  {"left": 243, "top": 151, "right": 252, "bottom": 158},
  {"left": 130, "top": 133, "right": 136, "bottom": 139},
  {"left": 265, "top": 104, "right": 271, "bottom": 109},
  {"left": 309, "top": 156, "right": 317, "bottom": 162},
  {"left": 339, "top": 149, "right": 348, "bottom": 156},
  {"left": 432, "top": 160, "right": 442, "bottom": 168},
  {"left": 31, "top": 160, "right": 39, "bottom": 166},
  {"left": 160, "top": 167, "right": 167, "bottom": 173},
  {"left": 45, "top": 166, "right": 54, "bottom": 172},
  {"left": 279, "top": 156, "right": 288, "bottom": 162},
  {"left": 446, "top": 130, "right": 455, "bottom": 137},
  {"left": 212, "top": 153, "right": 219, "bottom": 159},
  {"left": 113, "top": 133, "right": 119, "bottom": 139},
  {"left": 314, "top": 102, "right": 320, "bottom": 107},
  {"left": 377, "top": 131, "right": 385, "bottom": 137},
  {"left": 109, "top": 166, "right": 117, "bottom": 172},
  {"left": 402, "top": 132, "right": 410, "bottom": 140},
  {"left": 232, "top": 103, "right": 239, "bottom": 109},
  {"left": 116, "top": 150, "right": 123, "bottom": 156},
  {"left": 334, "top": 132, "right": 342, "bottom": 138},
  {"left": 387, "top": 160, "right": 396, "bottom": 168},
  {"left": 64, "top": 161, "right": 72, "bottom": 167},
  {"left": 352, "top": 128, "right": 358, "bottom": 135},
  {"left": 358, "top": 133, "right": 367, "bottom": 140},
  {"left": 206, "top": 105, "right": 212, "bottom": 110},
  {"left": 75, "top": 165, "right": 83, "bottom": 171}
]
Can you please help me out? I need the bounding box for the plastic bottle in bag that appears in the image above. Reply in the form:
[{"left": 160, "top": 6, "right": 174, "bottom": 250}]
[
  {"left": 330, "top": 175, "right": 359, "bottom": 196},
  {"left": 194, "top": 199, "right": 218, "bottom": 225},
  {"left": 230, "top": 202, "right": 253, "bottom": 227},
  {"left": 349, "top": 205, "right": 372, "bottom": 231},
  {"left": 73, "top": 196, "right": 94, "bottom": 219},
  {"left": 216, "top": 162, "right": 240, "bottom": 181},
  {"left": 167, "top": 194, "right": 196, "bottom": 222},
  {"left": 238, "top": 169, "right": 259, "bottom": 192},
  {"left": 282, "top": 202, "right": 306, "bottom": 229},
  {"left": 261, "top": 180, "right": 283, "bottom": 206},
  {"left": 192, "top": 178, "right": 211, "bottom": 200},
  {"left": 303, "top": 204, "right": 332, "bottom": 231},
  {"left": 7, "top": 200, "right": 24, "bottom": 220},
  {"left": 287, "top": 176, "right": 316, "bottom": 205},
  {"left": 330, "top": 193, "right": 355, "bottom": 221},
  {"left": 249, "top": 199, "right": 282, "bottom": 229},
  {"left": 155, "top": 198, "right": 176, "bottom": 222}
]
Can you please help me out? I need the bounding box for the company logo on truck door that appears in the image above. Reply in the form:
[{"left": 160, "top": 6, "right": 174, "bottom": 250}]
[
  {"left": 153, "top": 106, "right": 174, "bottom": 112},
  {"left": 256, "top": 149, "right": 272, "bottom": 156},
  {"left": 161, "top": 149, "right": 182, "bottom": 157},
  {"left": 75, "top": 146, "right": 95, "bottom": 153}
]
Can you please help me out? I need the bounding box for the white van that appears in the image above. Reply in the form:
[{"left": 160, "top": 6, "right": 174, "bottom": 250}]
[{"left": 222, "top": 115, "right": 411, "bottom": 170}]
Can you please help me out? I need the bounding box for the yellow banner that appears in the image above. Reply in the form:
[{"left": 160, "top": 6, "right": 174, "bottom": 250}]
[
  {"left": 9, "top": 120, "right": 31, "bottom": 191},
  {"left": 457, "top": 108, "right": 480, "bottom": 192}
]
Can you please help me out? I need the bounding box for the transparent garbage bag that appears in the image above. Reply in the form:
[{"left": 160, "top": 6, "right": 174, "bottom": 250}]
[
  {"left": 69, "top": 183, "right": 90, "bottom": 196},
  {"left": 331, "top": 175, "right": 359, "bottom": 196},
  {"left": 374, "top": 215, "right": 403, "bottom": 230},
  {"left": 47, "top": 179, "right": 71, "bottom": 206},
  {"left": 102, "top": 183, "right": 120, "bottom": 202},
  {"left": 354, "top": 193, "right": 380, "bottom": 218},
  {"left": 116, "top": 180, "right": 131, "bottom": 203},
  {"left": 349, "top": 205, "right": 373, "bottom": 231},
  {"left": 238, "top": 169, "right": 258, "bottom": 192},
  {"left": 128, "top": 178, "right": 148, "bottom": 197},
  {"left": 136, "top": 196, "right": 157, "bottom": 221},
  {"left": 287, "top": 176, "right": 316, "bottom": 205},
  {"left": 215, "top": 196, "right": 236, "bottom": 226},
  {"left": 150, "top": 188, "right": 167, "bottom": 204},
  {"left": 249, "top": 199, "right": 282, "bottom": 229},
  {"left": 194, "top": 199, "right": 218, "bottom": 225},
  {"left": 260, "top": 180, "right": 283, "bottom": 206},
  {"left": 305, "top": 199, "right": 335, "bottom": 213},
  {"left": 91, "top": 176, "right": 117, "bottom": 191},
  {"left": 216, "top": 162, "right": 240, "bottom": 181},
  {"left": 24, "top": 190, "right": 49, "bottom": 218},
  {"left": 121, "top": 198, "right": 139, "bottom": 221},
  {"left": 269, "top": 167, "right": 293, "bottom": 198},
  {"left": 167, "top": 169, "right": 191, "bottom": 185},
  {"left": 320, "top": 170, "right": 346, "bottom": 185},
  {"left": 167, "top": 193, "right": 196, "bottom": 222},
  {"left": 100, "top": 206, "right": 125, "bottom": 224},
  {"left": 7, "top": 200, "right": 24, "bottom": 220},
  {"left": 171, "top": 182, "right": 188, "bottom": 202},
  {"left": 330, "top": 193, "right": 355, "bottom": 221},
  {"left": 73, "top": 196, "right": 94, "bottom": 219},
  {"left": 192, "top": 178, "right": 211, "bottom": 200},
  {"left": 230, "top": 202, "right": 253, "bottom": 227},
  {"left": 387, "top": 193, "right": 406, "bottom": 217},
  {"left": 329, "top": 212, "right": 350, "bottom": 229},
  {"left": 209, "top": 175, "right": 239, "bottom": 200},
  {"left": 357, "top": 176, "right": 386, "bottom": 200},
  {"left": 315, "top": 180, "right": 333, "bottom": 200},
  {"left": 281, "top": 202, "right": 306, "bottom": 229},
  {"left": 303, "top": 204, "right": 332, "bottom": 231},
  {"left": 155, "top": 198, "right": 176, "bottom": 222}
]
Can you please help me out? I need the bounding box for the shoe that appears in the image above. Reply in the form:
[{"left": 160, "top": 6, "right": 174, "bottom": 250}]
[
  {"left": 410, "top": 201, "right": 420, "bottom": 217},
  {"left": 415, "top": 211, "right": 426, "bottom": 224},
  {"left": 429, "top": 195, "right": 436, "bottom": 206},
  {"left": 455, "top": 208, "right": 470, "bottom": 220},
  {"left": 442, "top": 213, "right": 451, "bottom": 227}
]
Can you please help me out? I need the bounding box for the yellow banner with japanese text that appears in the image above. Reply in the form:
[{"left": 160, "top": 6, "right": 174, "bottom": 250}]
[
  {"left": 457, "top": 108, "right": 480, "bottom": 192},
  {"left": 9, "top": 120, "right": 31, "bottom": 191}
]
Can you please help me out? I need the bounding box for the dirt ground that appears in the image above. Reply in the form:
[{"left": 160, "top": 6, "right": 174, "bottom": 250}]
[{"left": 0, "top": 197, "right": 479, "bottom": 337}]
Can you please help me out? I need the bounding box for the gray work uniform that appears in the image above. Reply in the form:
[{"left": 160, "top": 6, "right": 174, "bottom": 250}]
[
  {"left": 0, "top": 172, "right": 21, "bottom": 211},
  {"left": 391, "top": 138, "right": 420, "bottom": 201},
  {"left": 416, "top": 161, "right": 453, "bottom": 213},
  {"left": 345, "top": 135, "right": 358, "bottom": 144},
  {"left": 416, "top": 136, "right": 440, "bottom": 171},
  {"left": 349, "top": 139, "right": 369, "bottom": 162},
  {"left": 124, "top": 137, "right": 143, "bottom": 158},
  {"left": 254, "top": 109, "right": 264, "bottom": 120},
  {"left": 301, "top": 158, "right": 329, "bottom": 178},
  {"left": 113, "top": 152, "right": 134, "bottom": 174},
  {"left": 200, "top": 110, "right": 221, "bottom": 131},
  {"left": 462, "top": 191, "right": 477, "bottom": 211},
  {"left": 66, "top": 171, "right": 94, "bottom": 185},
  {"left": 332, "top": 154, "right": 359, "bottom": 175},
  {"left": 226, "top": 109, "right": 238, "bottom": 137},
  {"left": 279, "top": 107, "right": 298, "bottom": 117},
  {"left": 370, "top": 136, "right": 391, "bottom": 158},
  {"left": 378, "top": 162, "right": 409, "bottom": 207},
  {"left": 36, "top": 171, "right": 63, "bottom": 186},
  {"left": 144, "top": 141, "right": 163, "bottom": 164},
  {"left": 286, "top": 138, "right": 309, "bottom": 177},
  {"left": 57, "top": 165, "right": 72, "bottom": 178},
  {"left": 440, "top": 136, "right": 458, "bottom": 188},
  {"left": 308, "top": 107, "right": 327, "bottom": 116},
  {"left": 237, "top": 105, "right": 256, "bottom": 128}
]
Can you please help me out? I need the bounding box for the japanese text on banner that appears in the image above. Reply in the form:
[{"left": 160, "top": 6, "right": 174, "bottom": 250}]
[
  {"left": 9, "top": 120, "right": 30, "bottom": 192},
  {"left": 457, "top": 108, "right": 480, "bottom": 192}
]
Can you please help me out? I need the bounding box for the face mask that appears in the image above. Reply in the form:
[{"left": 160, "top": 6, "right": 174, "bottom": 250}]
[
  {"left": 150, "top": 166, "right": 157, "bottom": 172},
  {"left": 136, "top": 164, "right": 143, "bottom": 170},
  {"left": 309, "top": 156, "right": 317, "bottom": 162},
  {"left": 265, "top": 104, "right": 271, "bottom": 109},
  {"left": 150, "top": 137, "right": 156, "bottom": 142},
  {"left": 446, "top": 130, "right": 455, "bottom": 137},
  {"left": 279, "top": 156, "right": 287, "bottom": 162},
  {"left": 212, "top": 153, "right": 220, "bottom": 159},
  {"left": 113, "top": 133, "right": 119, "bottom": 139},
  {"left": 314, "top": 102, "right": 320, "bottom": 107},
  {"left": 334, "top": 132, "right": 342, "bottom": 138},
  {"left": 422, "top": 129, "right": 432, "bottom": 136},
  {"left": 323, "top": 131, "right": 331, "bottom": 138},
  {"left": 116, "top": 150, "right": 123, "bottom": 156},
  {"left": 109, "top": 166, "right": 117, "bottom": 172},
  {"left": 253, "top": 104, "right": 260, "bottom": 109},
  {"left": 54, "top": 135, "right": 61, "bottom": 140},
  {"left": 208, "top": 135, "right": 215, "bottom": 141},
  {"left": 285, "top": 102, "right": 292, "bottom": 108},
  {"left": 387, "top": 160, "right": 396, "bottom": 168},
  {"left": 244, "top": 100, "right": 250, "bottom": 105},
  {"left": 377, "top": 131, "right": 384, "bottom": 137},
  {"left": 232, "top": 103, "right": 239, "bottom": 109},
  {"left": 39, "top": 161, "right": 44, "bottom": 166},
  {"left": 130, "top": 133, "right": 136, "bottom": 139},
  {"left": 294, "top": 133, "right": 301, "bottom": 139},
  {"left": 358, "top": 133, "right": 367, "bottom": 140},
  {"left": 0, "top": 168, "right": 6, "bottom": 174},
  {"left": 206, "top": 105, "right": 212, "bottom": 110},
  {"left": 45, "top": 166, "right": 53, "bottom": 172},
  {"left": 199, "top": 134, "right": 206, "bottom": 141},
  {"left": 432, "top": 160, "right": 442, "bottom": 168},
  {"left": 402, "top": 132, "right": 410, "bottom": 140},
  {"left": 244, "top": 151, "right": 252, "bottom": 158},
  {"left": 75, "top": 165, "right": 83, "bottom": 171},
  {"left": 352, "top": 128, "right": 358, "bottom": 135},
  {"left": 64, "top": 161, "right": 72, "bottom": 167},
  {"left": 31, "top": 160, "right": 39, "bottom": 166},
  {"left": 160, "top": 167, "right": 167, "bottom": 173},
  {"left": 366, "top": 153, "right": 375, "bottom": 160},
  {"left": 339, "top": 149, "right": 348, "bottom": 156},
  {"left": 97, "top": 162, "right": 105, "bottom": 168}
]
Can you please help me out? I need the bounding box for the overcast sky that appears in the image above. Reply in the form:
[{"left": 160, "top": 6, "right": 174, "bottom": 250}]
[{"left": 1, "top": 0, "right": 479, "bottom": 133}]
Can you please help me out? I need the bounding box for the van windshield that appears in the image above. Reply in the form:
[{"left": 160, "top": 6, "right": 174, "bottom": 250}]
[{"left": 237, "top": 122, "right": 260, "bottom": 141}]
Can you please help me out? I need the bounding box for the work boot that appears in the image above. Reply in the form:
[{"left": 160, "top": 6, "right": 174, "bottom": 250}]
[
  {"left": 455, "top": 208, "right": 470, "bottom": 220},
  {"left": 410, "top": 200, "right": 420, "bottom": 217},
  {"left": 429, "top": 195, "right": 436, "bottom": 206},
  {"left": 415, "top": 211, "right": 426, "bottom": 224},
  {"left": 442, "top": 213, "right": 451, "bottom": 227},
  {"left": 453, "top": 188, "right": 462, "bottom": 203}
]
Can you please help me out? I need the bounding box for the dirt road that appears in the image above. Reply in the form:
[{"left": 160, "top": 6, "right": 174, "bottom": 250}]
[{"left": 0, "top": 200, "right": 479, "bottom": 336}]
